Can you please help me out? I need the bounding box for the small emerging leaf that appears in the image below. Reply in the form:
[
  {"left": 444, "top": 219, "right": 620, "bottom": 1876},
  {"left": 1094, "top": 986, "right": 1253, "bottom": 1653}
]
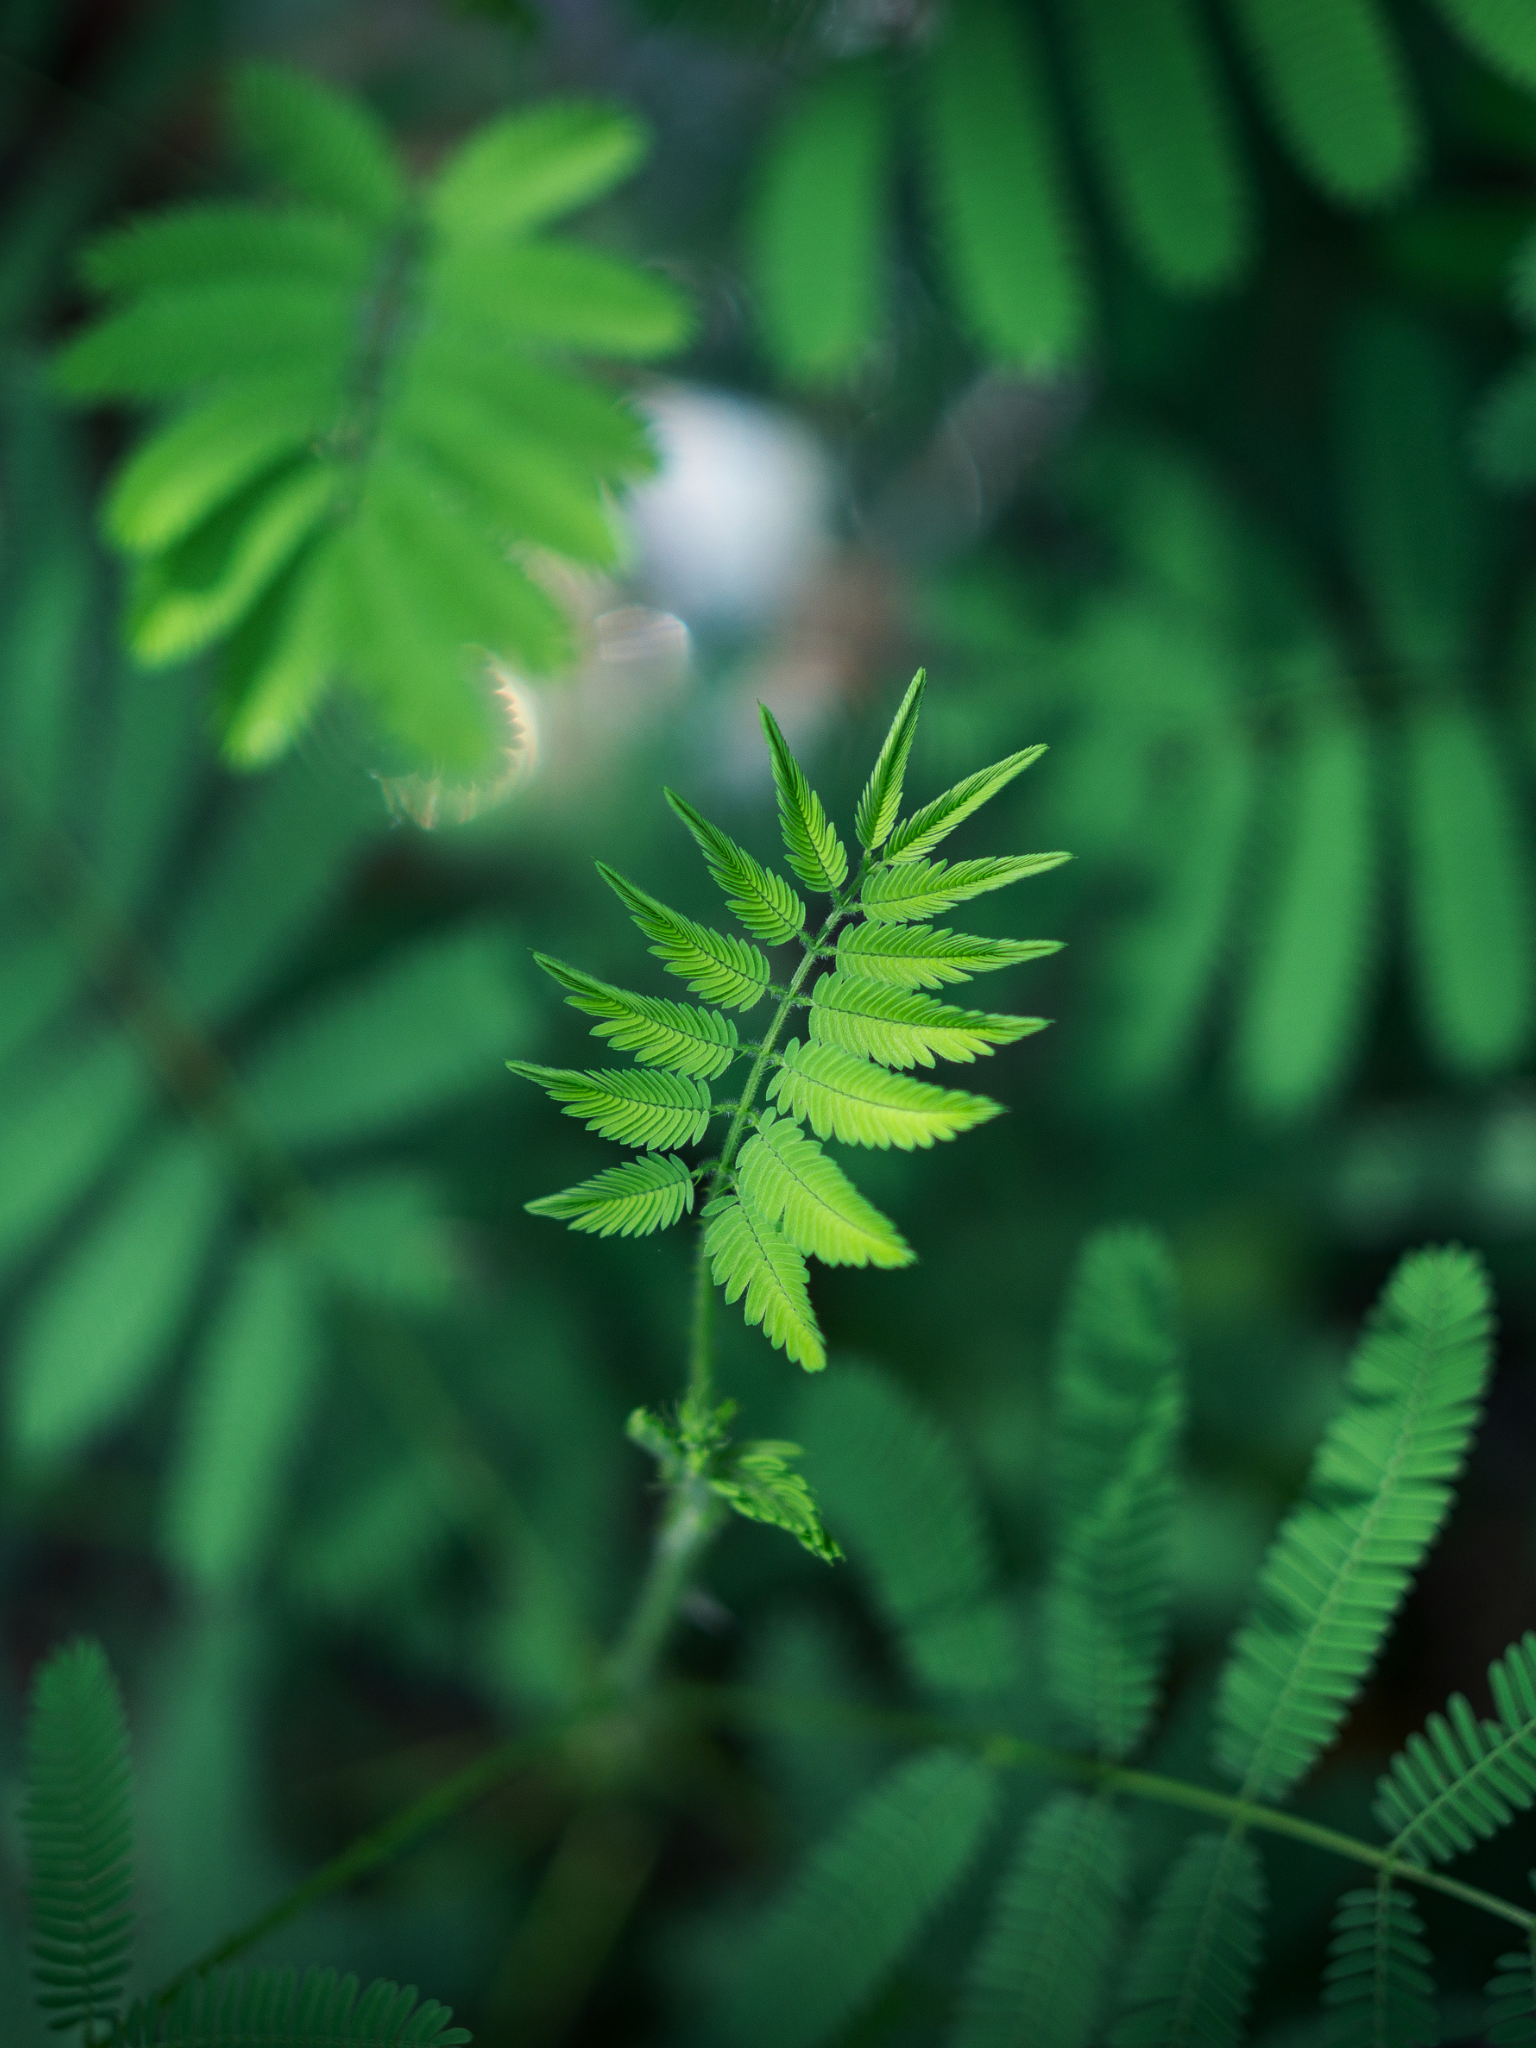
[
  {"left": 711, "top": 1438, "right": 843, "bottom": 1561},
  {"left": 665, "top": 790, "right": 806, "bottom": 943},
  {"left": 760, "top": 704, "right": 849, "bottom": 893},
  {"left": 527, "top": 1154, "right": 695, "bottom": 1237},
  {"left": 856, "top": 670, "right": 925, "bottom": 851}
]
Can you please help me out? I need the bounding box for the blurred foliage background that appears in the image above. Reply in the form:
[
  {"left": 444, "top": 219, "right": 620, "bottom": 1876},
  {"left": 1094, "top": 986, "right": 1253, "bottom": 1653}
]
[{"left": 5, "top": 0, "right": 1536, "bottom": 2042}]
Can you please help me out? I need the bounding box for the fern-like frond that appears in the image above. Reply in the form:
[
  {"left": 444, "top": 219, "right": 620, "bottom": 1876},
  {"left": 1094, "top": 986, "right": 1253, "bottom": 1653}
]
[
  {"left": 534, "top": 953, "right": 740, "bottom": 1079},
  {"left": 506, "top": 1062, "right": 711, "bottom": 1150},
  {"left": 1051, "top": 1225, "right": 1182, "bottom": 1535},
  {"left": 118, "top": 1965, "right": 469, "bottom": 2047},
  {"left": 1488, "top": 1937, "right": 1536, "bottom": 2046},
  {"left": 1045, "top": 1397, "right": 1181, "bottom": 1760},
  {"left": 710, "top": 1438, "right": 843, "bottom": 1562},
  {"left": 1372, "top": 1631, "right": 1536, "bottom": 1864},
  {"left": 855, "top": 669, "right": 925, "bottom": 851},
  {"left": 860, "top": 852, "right": 1068, "bottom": 924},
  {"left": 769, "top": 1039, "right": 1003, "bottom": 1149},
  {"left": 759, "top": 705, "right": 849, "bottom": 892},
  {"left": 597, "top": 863, "right": 771, "bottom": 1010},
  {"left": 1321, "top": 1884, "right": 1437, "bottom": 2048},
  {"left": 1213, "top": 1245, "right": 1494, "bottom": 1801},
  {"left": 705, "top": 1191, "right": 825, "bottom": 1371},
  {"left": 717, "top": 1750, "right": 999, "bottom": 2048},
  {"left": 735, "top": 1109, "right": 912, "bottom": 1268},
  {"left": 1111, "top": 1830, "right": 1266, "bottom": 2048},
  {"left": 664, "top": 790, "right": 805, "bottom": 943},
  {"left": 795, "top": 1364, "right": 1013, "bottom": 1698},
  {"left": 835, "top": 920, "right": 1060, "bottom": 988},
  {"left": 953, "top": 1791, "right": 1129, "bottom": 2048},
  {"left": 808, "top": 969, "right": 1044, "bottom": 1069},
  {"left": 885, "top": 744, "right": 1046, "bottom": 860},
  {"left": 525, "top": 1154, "right": 695, "bottom": 1237},
  {"left": 23, "top": 1640, "right": 135, "bottom": 2035},
  {"left": 58, "top": 66, "right": 682, "bottom": 769}
]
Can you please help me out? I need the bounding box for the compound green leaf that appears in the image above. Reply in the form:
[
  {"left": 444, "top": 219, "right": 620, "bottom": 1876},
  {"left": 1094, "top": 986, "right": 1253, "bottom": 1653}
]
[
  {"left": 23, "top": 1640, "right": 135, "bottom": 2037},
  {"left": 809, "top": 969, "right": 1044, "bottom": 1068},
  {"left": 664, "top": 789, "right": 805, "bottom": 943},
  {"left": 705, "top": 1190, "right": 825, "bottom": 1371},
  {"left": 1374, "top": 1631, "right": 1536, "bottom": 1865},
  {"left": 919, "top": 0, "right": 1086, "bottom": 366},
  {"left": 886, "top": 744, "right": 1047, "bottom": 860},
  {"left": 954, "top": 1793, "right": 1130, "bottom": 2048},
  {"left": 855, "top": 670, "right": 926, "bottom": 852},
  {"left": 760, "top": 705, "right": 848, "bottom": 892},
  {"left": 599, "top": 862, "right": 772, "bottom": 1009},
  {"left": 861, "top": 852, "right": 1067, "bottom": 924},
  {"left": 770, "top": 1038, "right": 1003, "bottom": 1150},
  {"left": 118, "top": 1966, "right": 469, "bottom": 2048},
  {"left": 835, "top": 921, "right": 1060, "bottom": 989},
  {"left": 751, "top": 62, "right": 892, "bottom": 384},
  {"left": 509, "top": 1062, "right": 711, "bottom": 1151},
  {"left": 1322, "top": 1886, "right": 1437, "bottom": 2048},
  {"left": 1214, "top": 1245, "right": 1493, "bottom": 1801},
  {"left": 526, "top": 1153, "right": 695, "bottom": 1237},
  {"left": 0, "top": 1034, "right": 148, "bottom": 1280},
  {"left": 535, "top": 953, "right": 740, "bottom": 1078},
  {"left": 1488, "top": 1941, "right": 1536, "bottom": 2046},
  {"left": 710, "top": 1439, "right": 843, "bottom": 1563},
  {"left": 735, "top": 1110, "right": 912, "bottom": 1268},
  {"left": 1112, "top": 1831, "right": 1266, "bottom": 2048},
  {"left": 795, "top": 1363, "right": 1015, "bottom": 1697}
]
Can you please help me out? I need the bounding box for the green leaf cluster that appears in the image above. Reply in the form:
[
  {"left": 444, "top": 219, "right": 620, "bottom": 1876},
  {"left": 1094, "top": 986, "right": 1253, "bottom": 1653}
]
[
  {"left": 514, "top": 669, "right": 1064, "bottom": 1382},
  {"left": 744, "top": 0, "right": 1536, "bottom": 381},
  {"left": 716, "top": 1241, "right": 1536, "bottom": 2048},
  {"left": 55, "top": 65, "right": 688, "bottom": 769}
]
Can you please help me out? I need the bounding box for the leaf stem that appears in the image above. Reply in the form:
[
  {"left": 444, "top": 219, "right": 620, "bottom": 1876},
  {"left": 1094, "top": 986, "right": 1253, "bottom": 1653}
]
[{"left": 684, "top": 1686, "right": 1536, "bottom": 1933}]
